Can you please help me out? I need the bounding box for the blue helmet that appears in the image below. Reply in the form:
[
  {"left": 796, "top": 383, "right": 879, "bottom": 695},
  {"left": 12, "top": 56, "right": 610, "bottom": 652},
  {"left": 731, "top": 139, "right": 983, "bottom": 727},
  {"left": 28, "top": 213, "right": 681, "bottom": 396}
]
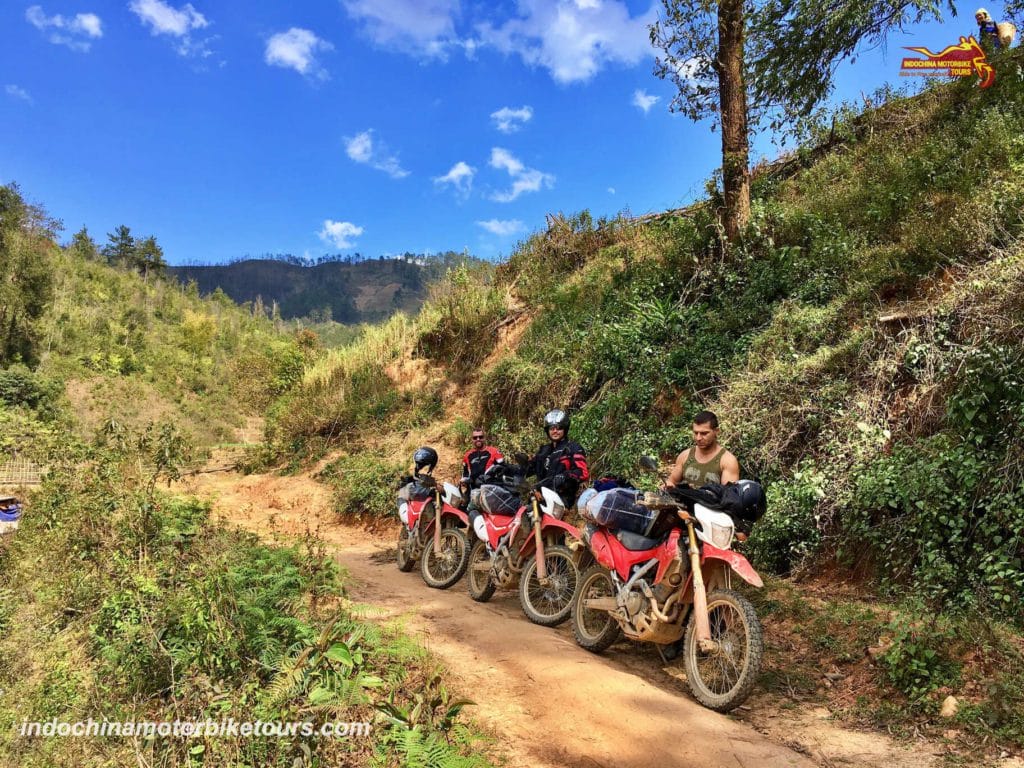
[{"left": 413, "top": 446, "right": 438, "bottom": 474}]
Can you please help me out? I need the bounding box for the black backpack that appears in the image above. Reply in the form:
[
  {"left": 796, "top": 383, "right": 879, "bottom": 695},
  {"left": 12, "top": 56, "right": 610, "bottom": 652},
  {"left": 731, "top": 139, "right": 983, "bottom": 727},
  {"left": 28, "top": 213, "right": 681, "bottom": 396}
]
[{"left": 673, "top": 480, "right": 767, "bottom": 533}]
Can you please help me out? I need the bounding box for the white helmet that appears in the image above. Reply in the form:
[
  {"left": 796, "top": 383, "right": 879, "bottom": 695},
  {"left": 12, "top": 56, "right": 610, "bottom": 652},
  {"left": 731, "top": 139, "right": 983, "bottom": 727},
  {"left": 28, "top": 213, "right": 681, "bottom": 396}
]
[{"left": 976, "top": 7, "right": 991, "bottom": 19}]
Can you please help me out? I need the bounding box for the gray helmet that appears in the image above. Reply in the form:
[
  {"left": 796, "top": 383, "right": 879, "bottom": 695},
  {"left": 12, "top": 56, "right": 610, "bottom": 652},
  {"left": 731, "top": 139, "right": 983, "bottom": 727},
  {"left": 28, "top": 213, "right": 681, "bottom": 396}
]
[{"left": 543, "top": 409, "right": 570, "bottom": 436}]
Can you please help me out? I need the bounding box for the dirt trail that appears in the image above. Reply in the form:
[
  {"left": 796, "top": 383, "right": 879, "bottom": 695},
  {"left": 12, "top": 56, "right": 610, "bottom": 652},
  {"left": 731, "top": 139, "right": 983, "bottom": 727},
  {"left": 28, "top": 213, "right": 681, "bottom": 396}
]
[{"left": 180, "top": 470, "right": 942, "bottom": 768}]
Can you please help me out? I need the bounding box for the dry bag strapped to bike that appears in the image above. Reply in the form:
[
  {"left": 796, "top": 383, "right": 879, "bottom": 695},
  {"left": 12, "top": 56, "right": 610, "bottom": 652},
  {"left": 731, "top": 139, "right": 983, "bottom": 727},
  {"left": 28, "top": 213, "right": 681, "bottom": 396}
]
[
  {"left": 479, "top": 484, "right": 521, "bottom": 515},
  {"left": 580, "top": 487, "right": 665, "bottom": 537}
]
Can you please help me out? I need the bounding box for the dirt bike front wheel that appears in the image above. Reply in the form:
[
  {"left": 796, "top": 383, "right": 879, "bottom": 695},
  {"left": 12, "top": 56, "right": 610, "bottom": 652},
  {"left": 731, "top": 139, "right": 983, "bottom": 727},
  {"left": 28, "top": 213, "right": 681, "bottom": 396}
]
[
  {"left": 467, "top": 539, "right": 496, "bottom": 602},
  {"left": 420, "top": 526, "right": 469, "bottom": 589},
  {"left": 396, "top": 525, "right": 415, "bottom": 572},
  {"left": 519, "top": 544, "right": 579, "bottom": 627},
  {"left": 682, "top": 588, "right": 763, "bottom": 712},
  {"left": 571, "top": 564, "right": 622, "bottom": 652}
]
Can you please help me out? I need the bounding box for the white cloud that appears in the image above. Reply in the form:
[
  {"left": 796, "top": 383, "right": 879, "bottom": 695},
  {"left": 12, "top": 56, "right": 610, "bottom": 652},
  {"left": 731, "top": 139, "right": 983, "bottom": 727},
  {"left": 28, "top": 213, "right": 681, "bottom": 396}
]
[
  {"left": 339, "top": 1, "right": 654, "bottom": 80},
  {"left": 491, "top": 105, "right": 533, "bottom": 133},
  {"left": 265, "top": 28, "right": 333, "bottom": 78},
  {"left": 344, "top": 130, "right": 409, "bottom": 179},
  {"left": 129, "top": 0, "right": 205, "bottom": 35},
  {"left": 489, "top": 147, "right": 554, "bottom": 203},
  {"left": 129, "top": 0, "right": 217, "bottom": 58},
  {"left": 319, "top": 220, "right": 364, "bottom": 249},
  {"left": 477, "top": 0, "right": 657, "bottom": 84},
  {"left": 477, "top": 219, "right": 525, "bottom": 236},
  {"left": 25, "top": 5, "right": 103, "bottom": 51},
  {"left": 434, "top": 161, "right": 476, "bottom": 195},
  {"left": 5, "top": 85, "right": 33, "bottom": 103},
  {"left": 342, "top": 0, "right": 459, "bottom": 58},
  {"left": 632, "top": 88, "right": 659, "bottom": 113},
  {"left": 607, "top": 186, "right": 615, "bottom": 194}
]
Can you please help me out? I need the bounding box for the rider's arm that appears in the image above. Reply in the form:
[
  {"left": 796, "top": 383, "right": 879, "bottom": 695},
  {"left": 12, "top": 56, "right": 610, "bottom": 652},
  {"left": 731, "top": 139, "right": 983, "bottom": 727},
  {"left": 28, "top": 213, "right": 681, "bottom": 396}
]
[
  {"left": 487, "top": 447, "right": 504, "bottom": 468},
  {"left": 563, "top": 445, "right": 589, "bottom": 482},
  {"left": 720, "top": 452, "right": 740, "bottom": 485},
  {"left": 665, "top": 450, "right": 689, "bottom": 487}
]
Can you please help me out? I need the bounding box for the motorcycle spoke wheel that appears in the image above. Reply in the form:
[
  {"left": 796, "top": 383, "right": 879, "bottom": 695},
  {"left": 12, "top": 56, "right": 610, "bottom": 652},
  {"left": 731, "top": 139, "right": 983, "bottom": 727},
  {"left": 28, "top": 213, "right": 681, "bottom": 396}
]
[
  {"left": 519, "top": 545, "right": 578, "bottom": 627},
  {"left": 571, "top": 565, "right": 621, "bottom": 652},
  {"left": 396, "top": 526, "right": 415, "bottom": 572},
  {"left": 420, "top": 527, "right": 469, "bottom": 589},
  {"left": 467, "top": 540, "right": 496, "bottom": 602},
  {"left": 683, "top": 589, "right": 763, "bottom": 712}
]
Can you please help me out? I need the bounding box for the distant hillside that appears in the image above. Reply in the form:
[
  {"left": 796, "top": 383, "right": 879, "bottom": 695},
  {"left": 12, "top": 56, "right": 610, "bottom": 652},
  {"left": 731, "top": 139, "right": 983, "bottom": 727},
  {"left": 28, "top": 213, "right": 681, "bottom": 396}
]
[{"left": 169, "top": 252, "right": 485, "bottom": 322}]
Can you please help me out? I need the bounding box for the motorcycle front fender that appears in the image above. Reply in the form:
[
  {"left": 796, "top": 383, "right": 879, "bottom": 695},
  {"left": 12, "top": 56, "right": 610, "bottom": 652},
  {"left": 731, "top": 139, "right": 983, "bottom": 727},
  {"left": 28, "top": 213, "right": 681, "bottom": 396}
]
[
  {"left": 701, "top": 543, "right": 764, "bottom": 588},
  {"left": 441, "top": 503, "right": 469, "bottom": 527},
  {"left": 539, "top": 515, "right": 582, "bottom": 542}
]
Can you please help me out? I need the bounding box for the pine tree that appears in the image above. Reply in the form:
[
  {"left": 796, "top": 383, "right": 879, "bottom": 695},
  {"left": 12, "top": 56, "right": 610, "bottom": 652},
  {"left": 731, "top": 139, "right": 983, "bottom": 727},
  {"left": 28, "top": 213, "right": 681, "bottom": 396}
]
[
  {"left": 134, "top": 235, "right": 167, "bottom": 279},
  {"left": 103, "top": 225, "right": 135, "bottom": 267},
  {"left": 68, "top": 226, "right": 100, "bottom": 261}
]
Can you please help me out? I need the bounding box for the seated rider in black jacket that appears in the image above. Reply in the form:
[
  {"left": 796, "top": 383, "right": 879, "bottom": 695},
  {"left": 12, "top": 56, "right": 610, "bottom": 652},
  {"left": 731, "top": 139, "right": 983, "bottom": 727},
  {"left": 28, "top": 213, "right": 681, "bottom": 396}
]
[{"left": 529, "top": 409, "right": 589, "bottom": 503}]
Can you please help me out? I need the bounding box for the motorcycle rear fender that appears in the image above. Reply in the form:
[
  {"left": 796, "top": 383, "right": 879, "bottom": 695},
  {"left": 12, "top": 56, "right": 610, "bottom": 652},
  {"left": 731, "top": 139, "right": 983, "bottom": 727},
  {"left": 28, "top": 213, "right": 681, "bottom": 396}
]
[{"left": 701, "top": 543, "right": 763, "bottom": 587}]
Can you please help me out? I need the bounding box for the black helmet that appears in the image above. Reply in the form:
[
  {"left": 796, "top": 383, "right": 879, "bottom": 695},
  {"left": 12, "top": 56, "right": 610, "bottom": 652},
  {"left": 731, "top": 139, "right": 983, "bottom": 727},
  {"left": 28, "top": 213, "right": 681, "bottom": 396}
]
[
  {"left": 544, "top": 409, "right": 570, "bottom": 436},
  {"left": 413, "top": 446, "right": 438, "bottom": 474}
]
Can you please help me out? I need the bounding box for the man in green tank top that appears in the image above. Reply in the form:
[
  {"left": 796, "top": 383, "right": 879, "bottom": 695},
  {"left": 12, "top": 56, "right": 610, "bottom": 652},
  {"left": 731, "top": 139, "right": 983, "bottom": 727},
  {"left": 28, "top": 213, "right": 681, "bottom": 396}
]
[{"left": 666, "top": 410, "right": 740, "bottom": 488}]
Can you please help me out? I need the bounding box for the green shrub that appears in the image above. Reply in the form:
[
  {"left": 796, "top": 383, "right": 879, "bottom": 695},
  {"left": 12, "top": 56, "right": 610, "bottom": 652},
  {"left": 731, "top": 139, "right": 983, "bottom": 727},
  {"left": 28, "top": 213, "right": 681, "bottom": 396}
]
[
  {"left": 320, "top": 452, "right": 407, "bottom": 520},
  {"left": 416, "top": 265, "right": 507, "bottom": 374},
  {"left": 880, "top": 614, "right": 961, "bottom": 702},
  {"left": 747, "top": 465, "right": 824, "bottom": 574}
]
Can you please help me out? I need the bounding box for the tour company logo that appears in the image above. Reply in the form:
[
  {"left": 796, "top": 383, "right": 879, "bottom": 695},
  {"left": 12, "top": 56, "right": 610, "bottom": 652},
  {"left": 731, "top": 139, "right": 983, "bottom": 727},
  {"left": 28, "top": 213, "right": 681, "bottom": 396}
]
[{"left": 900, "top": 35, "right": 995, "bottom": 88}]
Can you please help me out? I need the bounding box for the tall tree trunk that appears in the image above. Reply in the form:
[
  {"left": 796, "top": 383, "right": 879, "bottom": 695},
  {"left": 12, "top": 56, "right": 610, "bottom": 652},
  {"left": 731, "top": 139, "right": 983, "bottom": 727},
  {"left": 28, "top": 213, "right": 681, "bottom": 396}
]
[{"left": 717, "top": 0, "right": 751, "bottom": 244}]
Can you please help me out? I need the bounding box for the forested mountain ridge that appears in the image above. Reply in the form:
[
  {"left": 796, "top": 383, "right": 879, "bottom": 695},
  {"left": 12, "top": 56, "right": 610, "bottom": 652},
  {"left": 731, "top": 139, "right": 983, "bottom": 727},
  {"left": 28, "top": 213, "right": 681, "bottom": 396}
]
[{"left": 169, "top": 252, "right": 487, "bottom": 322}]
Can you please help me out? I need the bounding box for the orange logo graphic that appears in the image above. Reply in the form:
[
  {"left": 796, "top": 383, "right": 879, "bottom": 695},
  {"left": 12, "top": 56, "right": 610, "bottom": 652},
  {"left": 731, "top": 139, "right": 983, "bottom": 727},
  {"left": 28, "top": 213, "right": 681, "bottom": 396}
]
[{"left": 901, "top": 35, "right": 995, "bottom": 88}]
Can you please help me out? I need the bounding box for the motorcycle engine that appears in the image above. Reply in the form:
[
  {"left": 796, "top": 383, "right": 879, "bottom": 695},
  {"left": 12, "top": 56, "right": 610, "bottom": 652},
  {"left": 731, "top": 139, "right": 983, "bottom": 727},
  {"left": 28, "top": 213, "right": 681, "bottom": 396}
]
[
  {"left": 492, "top": 553, "right": 515, "bottom": 587},
  {"left": 622, "top": 586, "right": 646, "bottom": 621}
]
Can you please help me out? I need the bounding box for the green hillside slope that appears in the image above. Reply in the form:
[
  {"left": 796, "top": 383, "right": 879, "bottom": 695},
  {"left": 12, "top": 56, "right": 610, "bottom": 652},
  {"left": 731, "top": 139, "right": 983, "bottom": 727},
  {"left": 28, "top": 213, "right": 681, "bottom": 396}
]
[{"left": 0, "top": 188, "right": 493, "bottom": 767}]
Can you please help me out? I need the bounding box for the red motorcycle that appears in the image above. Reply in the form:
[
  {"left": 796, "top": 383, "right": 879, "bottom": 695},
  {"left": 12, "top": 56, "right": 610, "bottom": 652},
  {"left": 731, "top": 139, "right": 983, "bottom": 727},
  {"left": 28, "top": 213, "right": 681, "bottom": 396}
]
[
  {"left": 396, "top": 471, "right": 471, "bottom": 589},
  {"left": 466, "top": 463, "right": 583, "bottom": 626},
  {"left": 570, "top": 458, "right": 764, "bottom": 712}
]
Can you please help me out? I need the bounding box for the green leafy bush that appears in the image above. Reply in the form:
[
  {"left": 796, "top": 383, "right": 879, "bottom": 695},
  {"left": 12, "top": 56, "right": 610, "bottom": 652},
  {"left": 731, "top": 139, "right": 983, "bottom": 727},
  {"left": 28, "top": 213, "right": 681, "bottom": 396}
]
[
  {"left": 880, "top": 615, "right": 961, "bottom": 702},
  {"left": 320, "top": 452, "right": 407, "bottom": 519}
]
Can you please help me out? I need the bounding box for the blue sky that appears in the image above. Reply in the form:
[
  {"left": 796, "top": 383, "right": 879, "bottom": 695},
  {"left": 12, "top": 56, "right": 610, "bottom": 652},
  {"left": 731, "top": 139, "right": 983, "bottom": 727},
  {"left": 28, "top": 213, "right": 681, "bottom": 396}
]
[{"left": 0, "top": 0, "right": 1003, "bottom": 264}]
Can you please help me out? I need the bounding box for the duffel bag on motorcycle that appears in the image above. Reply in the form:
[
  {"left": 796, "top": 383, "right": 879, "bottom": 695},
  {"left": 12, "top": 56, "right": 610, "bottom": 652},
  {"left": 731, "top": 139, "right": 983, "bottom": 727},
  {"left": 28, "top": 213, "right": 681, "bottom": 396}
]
[
  {"left": 479, "top": 483, "right": 521, "bottom": 515},
  {"left": 580, "top": 487, "right": 662, "bottom": 537}
]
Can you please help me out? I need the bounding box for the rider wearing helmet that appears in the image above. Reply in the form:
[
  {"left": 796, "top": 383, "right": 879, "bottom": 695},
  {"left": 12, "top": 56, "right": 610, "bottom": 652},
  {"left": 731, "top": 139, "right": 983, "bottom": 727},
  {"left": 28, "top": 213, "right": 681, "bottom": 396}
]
[{"left": 528, "top": 409, "right": 590, "bottom": 502}]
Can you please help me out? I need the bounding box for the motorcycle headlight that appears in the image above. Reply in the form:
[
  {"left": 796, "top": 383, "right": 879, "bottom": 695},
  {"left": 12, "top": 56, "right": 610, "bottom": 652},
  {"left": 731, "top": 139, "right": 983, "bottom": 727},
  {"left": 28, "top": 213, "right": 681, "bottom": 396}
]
[{"left": 709, "top": 522, "right": 734, "bottom": 549}]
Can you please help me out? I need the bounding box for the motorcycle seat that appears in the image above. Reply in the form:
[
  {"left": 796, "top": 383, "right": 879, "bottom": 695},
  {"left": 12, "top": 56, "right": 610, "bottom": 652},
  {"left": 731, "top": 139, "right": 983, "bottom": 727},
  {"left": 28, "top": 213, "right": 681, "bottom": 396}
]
[{"left": 615, "top": 530, "right": 664, "bottom": 551}]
